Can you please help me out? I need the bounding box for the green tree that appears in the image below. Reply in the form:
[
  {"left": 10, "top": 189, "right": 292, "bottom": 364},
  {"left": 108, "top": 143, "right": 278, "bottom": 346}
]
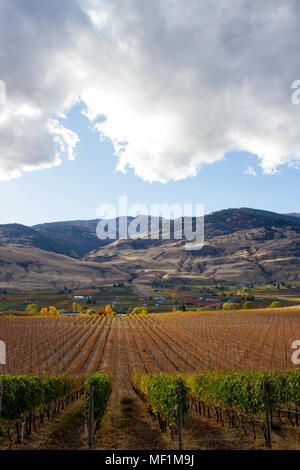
[
  {"left": 269, "top": 301, "right": 281, "bottom": 308},
  {"left": 243, "top": 301, "right": 254, "bottom": 310},
  {"left": 222, "top": 302, "right": 240, "bottom": 311}
]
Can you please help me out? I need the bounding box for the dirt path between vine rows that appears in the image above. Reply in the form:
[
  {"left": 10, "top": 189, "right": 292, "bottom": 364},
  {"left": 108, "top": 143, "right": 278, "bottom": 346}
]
[
  {"left": 17, "top": 399, "right": 86, "bottom": 450},
  {"left": 93, "top": 318, "right": 173, "bottom": 450}
]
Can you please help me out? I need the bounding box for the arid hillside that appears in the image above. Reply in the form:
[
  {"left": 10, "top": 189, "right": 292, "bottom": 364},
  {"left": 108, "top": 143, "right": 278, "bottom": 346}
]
[{"left": 1, "top": 208, "right": 300, "bottom": 290}]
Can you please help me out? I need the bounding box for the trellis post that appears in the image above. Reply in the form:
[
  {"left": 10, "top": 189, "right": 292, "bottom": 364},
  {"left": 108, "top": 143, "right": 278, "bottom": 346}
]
[
  {"left": 177, "top": 382, "right": 183, "bottom": 450},
  {"left": 263, "top": 380, "right": 272, "bottom": 449},
  {"left": 88, "top": 382, "right": 94, "bottom": 449},
  {"left": 0, "top": 384, "right": 3, "bottom": 417}
]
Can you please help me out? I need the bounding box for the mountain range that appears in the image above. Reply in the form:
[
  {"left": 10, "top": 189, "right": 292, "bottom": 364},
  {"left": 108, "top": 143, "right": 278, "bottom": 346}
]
[{"left": 1, "top": 208, "right": 300, "bottom": 291}]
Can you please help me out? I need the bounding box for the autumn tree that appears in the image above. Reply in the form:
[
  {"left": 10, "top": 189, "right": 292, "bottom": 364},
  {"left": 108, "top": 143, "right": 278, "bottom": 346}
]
[
  {"left": 49, "top": 306, "right": 60, "bottom": 315},
  {"left": 131, "top": 307, "right": 148, "bottom": 315},
  {"left": 87, "top": 309, "right": 96, "bottom": 315},
  {"left": 26, "top": 303, "right": 38, "bottom": 315},
  {"left": 40, "top": 307, "right": 49, "bottom": 315},
  {"left": 105, "top": 304, "right": 114, "bottom": 316},
  {"left": 40, "top": 306, "right": 60, "bottom": 315},
  {"left": 97, "top": 307, "right": 106, "bottom": 316},
  {"left": 72, "top": 302, "right": 83, "bottom": 313}
]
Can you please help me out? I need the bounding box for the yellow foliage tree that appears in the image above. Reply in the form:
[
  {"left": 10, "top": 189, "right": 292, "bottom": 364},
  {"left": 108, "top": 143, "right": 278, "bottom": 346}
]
[
  {"left": 49, "top": 306, "right": 60, "bottom": 315},
  {"left": 105, "top": 304, "right": 114, "bottom": 316},
  {"left": 87, "top": 309, "right": 96, "bottom": 315},
  {"left": 39, "top": 306, "right": 60, "bottom": 315},
  {"left": 72, "top": 302, "right": 83, "bottom": 313},
  {"left": 26, "top": 303, "right": 38, "bottom": 315},
  {"left": 131, "top": 307, "right": 148, "bottom": 315}
]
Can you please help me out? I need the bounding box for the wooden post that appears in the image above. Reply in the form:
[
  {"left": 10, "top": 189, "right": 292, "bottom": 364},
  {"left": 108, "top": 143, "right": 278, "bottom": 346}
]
[
  {"left": 263, "top": 380, "right": 272, "bottom": 449},
  {"left": 0, "top": 384, "right": 3, "bottom": 418},
  {"left": 21, "top": 420, "right": 26, "bottom": 442},
  {"left": 177, "top": 382, "right": 183, "bottom": 451},
  {"left": 88, "top": 382, "right": 94, "bottom": 450}
]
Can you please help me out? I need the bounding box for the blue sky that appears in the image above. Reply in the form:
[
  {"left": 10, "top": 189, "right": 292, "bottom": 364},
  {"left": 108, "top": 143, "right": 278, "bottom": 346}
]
[
  {"left": 2, "top": 1, "right": 300, "bottom": 226},
  {"left": 0, "top": 102, "right": 299, "bottom": 226}
]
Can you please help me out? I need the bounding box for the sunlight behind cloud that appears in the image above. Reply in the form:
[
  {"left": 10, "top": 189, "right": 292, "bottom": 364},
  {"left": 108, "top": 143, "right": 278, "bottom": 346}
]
[{"left": 1, "top": 0, "right": 300, "bottom": 182}]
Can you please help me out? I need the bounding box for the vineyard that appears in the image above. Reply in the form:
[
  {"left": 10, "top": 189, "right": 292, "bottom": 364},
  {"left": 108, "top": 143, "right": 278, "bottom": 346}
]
[
  {"left": 1, "top": 309, "right": 300, "bottom": 377},
  {"left": 1, "top": 308, "right": 300, "bottom": 449}
]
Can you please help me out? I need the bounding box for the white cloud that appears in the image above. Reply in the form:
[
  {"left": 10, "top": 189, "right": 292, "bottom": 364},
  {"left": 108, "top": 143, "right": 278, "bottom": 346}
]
[
  {"left": 244, "top": 166, "right": 257, "bottom": 176},
  {"left": 1, "top": 0, "right": 300, "bottom": 182}
]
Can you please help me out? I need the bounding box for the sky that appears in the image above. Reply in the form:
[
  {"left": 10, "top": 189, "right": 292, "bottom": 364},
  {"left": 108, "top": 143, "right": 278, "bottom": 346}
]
[{"left": 0, "top": 0, "right": 300, "bottom": 225}]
